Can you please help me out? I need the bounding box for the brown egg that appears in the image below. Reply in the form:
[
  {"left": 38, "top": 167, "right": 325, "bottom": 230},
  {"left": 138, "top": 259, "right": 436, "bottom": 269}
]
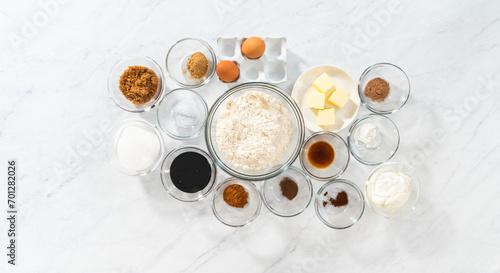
[
  {"left": 241, "top": 37, "right": 266, "bottom": 59},
  {"left": 216, "top": 60, "right": 240, "bottom": 83}
]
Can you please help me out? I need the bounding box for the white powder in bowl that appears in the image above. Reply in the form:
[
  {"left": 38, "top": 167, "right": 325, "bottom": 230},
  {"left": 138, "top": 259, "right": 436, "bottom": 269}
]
[
  {"left": 216, "top": 91, "right": 291, "bottom": 170},
  {"left": 354, "top": 123, "right": 381, "bottom": 148},
  {"left": 116, "top": 124, "right": 160, "bottom": 171}
]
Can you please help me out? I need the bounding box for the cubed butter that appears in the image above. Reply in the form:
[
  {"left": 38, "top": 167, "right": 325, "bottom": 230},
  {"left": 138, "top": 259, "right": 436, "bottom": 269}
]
[
  {"left": 328, "top": 89, "right": 350, "bottom": 108},
  {"left": 308, "top": 92, "right": 326, "bottom": 109},
  {"left": 317, "top": 108, "right": 336, "bottom": 126},
  {"left": 312, "top": 73, "right": 335, "bottom": 93}
]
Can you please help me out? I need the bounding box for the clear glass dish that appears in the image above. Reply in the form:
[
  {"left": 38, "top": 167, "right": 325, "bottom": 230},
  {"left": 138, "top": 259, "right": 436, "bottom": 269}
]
[
  {"left": 261, "top": 167, "right": 313, "bottom": 217},
  {"left": 205, "top": 82, "right": 305, "bottom": 181},
  {"left": 165, "top": 38, "right": 216, "bottom": 88},
  {"left": 156, "top": 89, "right": 208, "bottom": 140},
  {"left": 358, "top": 63, "right": 410, "bottom": 114},
  {"left": 315, "top": 179, "right": 365, "bottom": 229},
  {"left": 347, "top": 114, "right": 400, "bottom": 166},
  {"left": 107, "top": 119, "right": 165, "bottom": 176},
  {"left": 212, "top": 178, "right": 262, "bottom": 227},
  {"left": 299, "top": 131, "right": 350, "bottom": 181},
  {"left": 108, "top": 55, "right": 164, "bottom": 112},
  {"left": 365, "top": 162, "right": 420, "bottom": 219},
  {"left": 160, "top": 146, "right": 216, "bottom": 202}
]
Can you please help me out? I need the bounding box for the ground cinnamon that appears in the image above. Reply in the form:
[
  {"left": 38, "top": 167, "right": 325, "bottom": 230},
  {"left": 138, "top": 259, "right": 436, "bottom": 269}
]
[
  {"left": 119, "top": 66, "right": 159, "bottom": 105},
  {"left": 280, "top": 177, "right": 298, "bottom": 200},
  {"left": 323, "top": 191, "right": 348, "bottom": 207},
  {"left": 185, "top": 52, "right": 208, "bottom": 79},
  {"left": 364, "top": 77, "right": 390, "bottom": 102},
  {"left": 223, "top": 184, "right": 249, "bottom": 208}
]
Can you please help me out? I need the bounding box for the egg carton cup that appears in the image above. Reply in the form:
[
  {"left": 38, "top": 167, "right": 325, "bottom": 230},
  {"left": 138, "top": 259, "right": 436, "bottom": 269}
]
[{"left": 217, "top": 37, "right": 287, "bottom": 84}]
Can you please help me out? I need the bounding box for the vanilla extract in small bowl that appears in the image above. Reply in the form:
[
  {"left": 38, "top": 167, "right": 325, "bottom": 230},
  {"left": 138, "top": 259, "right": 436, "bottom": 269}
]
[{"left": 299, "top": 131, "right": 350, "bottom": 181}]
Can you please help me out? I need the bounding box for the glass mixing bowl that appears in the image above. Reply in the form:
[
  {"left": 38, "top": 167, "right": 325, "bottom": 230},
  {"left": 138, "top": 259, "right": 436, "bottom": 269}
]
[
  {"left": 107, "top": 119, "right": 165, "bottom": 176},
  {"left": 358, "top": 63, "right": 410, "bottom": 114},
  {"left": 157, "top": 89, "right": 208, "bottom": 140},
  {"left": 299, "top": 131, "right": 350, "bottom": 181},
  {"left": 205, "top": 82, "right": 305, "bottom": 181},
  {"left": 107, "top": 55, "right": 164, "bottom": 112},
  {"left": 165, "top": 38, "right": 216, "bottom": 88},
  {"left": 212, "top": 178, "right": 262, "bottom": 227},
  {"left": 347, "top": 114, "right": 400, "bottom": 166},
  {"left": 315, "top": 179, "right": 365, "bottom": 229},
  {"left": 365, "top": 162, "right": 420, "bottom": 219}
]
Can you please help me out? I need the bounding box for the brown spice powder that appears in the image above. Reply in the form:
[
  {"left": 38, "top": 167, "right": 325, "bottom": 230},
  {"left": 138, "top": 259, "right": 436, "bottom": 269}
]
[
  {"left": 364, "top": 77, "right": 390, "bottom": 102},
  {"left": 280, "top": 177, "right": 299, "bottom": 200},
  {"left": 186, "top": 52, "right": 208, "bottom": 79},
  {"left": 119, "top": 66, "right": 159, "bottom": 105},
  {"left": 323, "top": 191, "right": 349, "bottom": 207},
  {"left": 223, "top": 184, "right": 249, "bottom": 208}
]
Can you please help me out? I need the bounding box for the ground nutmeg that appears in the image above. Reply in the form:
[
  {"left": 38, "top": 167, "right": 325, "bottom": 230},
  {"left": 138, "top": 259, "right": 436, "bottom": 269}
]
[
  {"left": 223, "top": 184, "right": 249, "bottom": 208},
  {"left": 364, "top": 77, "right": 390, "bottom": 102}
]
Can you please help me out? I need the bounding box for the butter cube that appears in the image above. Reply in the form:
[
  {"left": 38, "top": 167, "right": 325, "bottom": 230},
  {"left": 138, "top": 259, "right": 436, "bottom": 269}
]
[
  {"left": 328, "top": 89, "right": 350, "bottom": 108},
  {"left": 312, "top": 73, "right": 335, "bottom": 93},
  {"left": 317, "top": 108, "right": 336, "bottom": 126},
  {"left": 308, "top": 92, "right": 325, "bottom": 109}
]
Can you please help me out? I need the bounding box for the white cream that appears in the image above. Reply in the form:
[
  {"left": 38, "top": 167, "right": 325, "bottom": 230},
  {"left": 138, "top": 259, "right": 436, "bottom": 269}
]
[
  {"left": 354, "top": 123, "right": 381, "bottom": 148},
  {"left": 368, "top": 168, "right": 411, "bottom": 211},
  {"left": 116, "top": 124, "right": 160, "bottom": 171}
]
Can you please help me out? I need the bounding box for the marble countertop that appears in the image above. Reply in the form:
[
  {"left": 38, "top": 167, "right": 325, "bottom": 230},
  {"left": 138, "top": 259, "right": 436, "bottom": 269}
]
[{"left": 1, "top": 0, "right": 499, "bottom": 272}]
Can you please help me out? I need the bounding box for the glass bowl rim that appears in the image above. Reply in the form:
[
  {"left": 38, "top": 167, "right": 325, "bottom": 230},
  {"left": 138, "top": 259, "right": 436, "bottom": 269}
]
[
  {"left": 211, "top": 177, "right": 262, "bottom": 227},
  {"left": 106, "top": 118, "right": 165, "bottom": 176},
  {"left": 107, "top": 54, "right": 165, "bottom": 113},
  {"left": 205, "top": 82, "right": 305, "bottom": 181},
  {"left": 159, "top": 145, "right": 217, "bottom": 202},
  {"left": 357, "top": 62, "right": 411, "bottom": 115},
  {"left": 156, "top": 88, "right": 208, "bottom": 140},
  {"left": 165, "top": 37, "right": 217, "bottom": 88},
  {"left": 299, "top": 131, "right": 351, "bottom": 181},
  {"left": 347, "top": 113, "right": 400, "bottom": 166},
  {"left": 315, "top": 179, "right": 366, "bottom": 229},
  {"left": 261, "top": 166, "right": 313, "bottom": 217}
]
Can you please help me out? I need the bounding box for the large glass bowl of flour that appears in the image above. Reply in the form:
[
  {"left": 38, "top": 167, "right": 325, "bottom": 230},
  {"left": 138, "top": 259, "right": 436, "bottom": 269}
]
[{"left": 206, "top": 83, "right": 305, "bottom": 181}]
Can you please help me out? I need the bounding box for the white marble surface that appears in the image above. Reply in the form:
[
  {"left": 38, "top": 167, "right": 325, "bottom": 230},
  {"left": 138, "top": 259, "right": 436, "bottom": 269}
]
[{"left": 1, "top": 0, "right": 500, "bottom": 272}]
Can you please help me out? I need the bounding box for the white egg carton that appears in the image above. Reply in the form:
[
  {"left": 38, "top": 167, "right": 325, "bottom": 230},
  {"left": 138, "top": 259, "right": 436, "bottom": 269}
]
[{"left": 217, "top": 37, "right": 287, "bottom": 83}]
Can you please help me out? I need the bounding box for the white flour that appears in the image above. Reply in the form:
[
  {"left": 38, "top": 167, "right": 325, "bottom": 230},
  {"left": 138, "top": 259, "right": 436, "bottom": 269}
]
[{"left": 216, "top": 91, "right": 291, "bottom": 170}]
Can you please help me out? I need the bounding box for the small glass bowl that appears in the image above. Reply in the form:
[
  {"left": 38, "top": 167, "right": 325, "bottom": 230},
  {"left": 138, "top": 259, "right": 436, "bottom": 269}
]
[
  {"left": 299, "top": 131, "right": 350, "bottom": 181},
  {"left": 212, "top": 178, "right": 262, "bottom": 227},
  {"left": 358, "top": 63, "right": 410, "bottom": 114},
  {"left": 365, "top": 162, "right": 420, "bottom": 219},
  {"left": 160, "top": 146, "right": 216, "bottom": 202},
  {"left": 315, "top": 179, "right": 365, "bottom": 229},
  {"left": 157, "top": 89, "right": 208, "bottom": 139},
  {"left": 347, "top": 114, "right": 400, "bottom": 166},
  {"left": 261, "top": 167, "right": 313, "bottom": 217},
  {"left": 108, "top": 55, "right": 165, "bottom": 112},
  {"left": 165, "top": 38, "right": 216, "bottom": 88},
  {"left": 107, "top": 119, "right": 165, "bottom": 176}
]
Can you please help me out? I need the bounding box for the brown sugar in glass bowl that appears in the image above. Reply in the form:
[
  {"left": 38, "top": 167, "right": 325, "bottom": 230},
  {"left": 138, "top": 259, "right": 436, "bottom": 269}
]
[{"left": 108, "top": 55, "right": 164, "bottom": 113}]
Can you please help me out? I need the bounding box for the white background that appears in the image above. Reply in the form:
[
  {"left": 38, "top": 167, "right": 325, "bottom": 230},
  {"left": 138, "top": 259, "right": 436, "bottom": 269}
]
[{"left": 1, "top": 0, "right": 500, "bottom": 272}]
